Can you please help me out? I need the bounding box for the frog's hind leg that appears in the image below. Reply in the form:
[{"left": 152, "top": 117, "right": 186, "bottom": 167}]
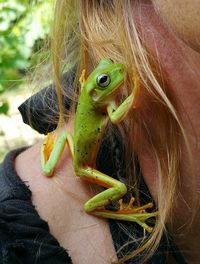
[
  {"left": 76, "top": 167, "right": 157, "bottom": 232},
  {"left": 75, "top": 167, "right": 127, "bottom": 211}
]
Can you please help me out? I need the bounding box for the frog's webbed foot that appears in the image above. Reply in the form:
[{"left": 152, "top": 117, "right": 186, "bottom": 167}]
[
  {"left": 118, "top": 197, "right": 153, "bottom": 213},
  {"left": 79, "top": 69, "right": 86, "bottom": 91},
  {"left": 43, "top": 132, "right": 57, "bottom": 163},
  {"left": 92, "top": 197, "right": 158, "bottom": 233}
]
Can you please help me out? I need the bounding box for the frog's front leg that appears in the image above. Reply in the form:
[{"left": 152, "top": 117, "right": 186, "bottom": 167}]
[
  {"left": 75, "top": 166, "right": 157, "bottom": 233},
  {"left": 107, "top": 74, "right": 140, "bottom": 124},
  {"left": 41, "top": 131, "right": 74, "bottom": 176}
]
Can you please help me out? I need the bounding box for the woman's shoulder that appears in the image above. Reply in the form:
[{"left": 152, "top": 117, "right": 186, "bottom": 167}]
[
  {"left": 0, "top": 147, "right": 72, "bottom": 264},
  {"left": 13, "top": 144, "right": 117, "bottom": 263}
]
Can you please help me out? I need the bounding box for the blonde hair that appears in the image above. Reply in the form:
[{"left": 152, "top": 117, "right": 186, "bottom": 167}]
[{"left": 50, "top": 0, "right": 194, "bottom": 263}]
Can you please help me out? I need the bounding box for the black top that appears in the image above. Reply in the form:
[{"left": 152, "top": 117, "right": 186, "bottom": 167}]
[
  {"left": 0, "top": 148, "right": 72, "bottom": 264},
  {"left": 0, "top": 148, "right": 188, "bottom": 264}
]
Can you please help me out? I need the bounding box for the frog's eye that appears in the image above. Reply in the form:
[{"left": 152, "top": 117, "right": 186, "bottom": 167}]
[{"left": 96, "top": 73, "right": 110, "bottom": 88}]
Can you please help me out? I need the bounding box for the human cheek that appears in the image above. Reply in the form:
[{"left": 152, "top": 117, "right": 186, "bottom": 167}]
[{"left": 152, "top": 0, "right": 200, "bottom": 52}]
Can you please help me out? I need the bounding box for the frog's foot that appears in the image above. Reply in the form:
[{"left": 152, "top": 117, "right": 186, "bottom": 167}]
[
  {"left": 43, "top": 132, "right": 57, "bottom": 163},
  {"left": 91, "top": 198, "right": 158, "bottom": 233},
  {"left": 79, "top": 69, "right": 86, "bottom": 91},
  {"left": 119, "top": 197, "right": 154, "bottom": 213},
  {"left": 130, "top": 70, "right": 140, "bottom": 108}
]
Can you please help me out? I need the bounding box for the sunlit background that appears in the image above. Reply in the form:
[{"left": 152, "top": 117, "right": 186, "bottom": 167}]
[{"left": 0, "top": 0, "right": 53, "bottom": 161}]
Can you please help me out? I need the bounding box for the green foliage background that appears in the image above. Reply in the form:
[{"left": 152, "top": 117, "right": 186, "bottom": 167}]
[{"left": 0, "top": 0, "right": 52, "bottom": 114}]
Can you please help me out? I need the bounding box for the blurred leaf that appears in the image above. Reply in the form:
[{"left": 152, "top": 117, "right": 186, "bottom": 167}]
[
  {"left": 0, "top": 131, "right": 5, "bottom": 136},
  {"left": 0, "top": 0, "right": 52, "bottom": 95},
  {"left": 0, "top": 100, "right": 9, "bottom": 115}
]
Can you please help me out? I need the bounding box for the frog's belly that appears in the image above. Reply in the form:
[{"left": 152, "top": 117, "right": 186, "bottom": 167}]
[{"left": 73, "top": 131, "right": 103, "bottom": 168}]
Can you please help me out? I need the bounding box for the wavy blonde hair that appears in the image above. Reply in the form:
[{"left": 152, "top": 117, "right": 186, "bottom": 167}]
[{"left": 50, "top": 0, "right": 194, "bottom": 263}]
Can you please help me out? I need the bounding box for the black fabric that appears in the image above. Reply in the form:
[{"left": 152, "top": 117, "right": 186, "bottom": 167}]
[
  {"left": 0, "top": 148, "right": 166, "bottom": 264},
  {"left": 0, "top": 147, "right": 187, "bottom": 264},
  {"left": 18, "top": 68, "right": 76, "bottom": 135},
  {"left": 0, "top": 149, "right": 72, "bottom": 264}
]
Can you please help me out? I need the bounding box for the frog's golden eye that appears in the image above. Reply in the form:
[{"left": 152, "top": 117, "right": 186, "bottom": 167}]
[{"left": 96, "top": 73, "right": 110, "bottom": 88}]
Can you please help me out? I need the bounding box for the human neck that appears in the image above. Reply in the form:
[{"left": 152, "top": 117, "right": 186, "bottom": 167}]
[{"left": 134, "top": 1, "right": 200, "bottom": 263}]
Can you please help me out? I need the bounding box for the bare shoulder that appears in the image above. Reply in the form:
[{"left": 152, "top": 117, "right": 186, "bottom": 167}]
[{"left": 15, "top": 141, "right": 116, "bottom": 264}]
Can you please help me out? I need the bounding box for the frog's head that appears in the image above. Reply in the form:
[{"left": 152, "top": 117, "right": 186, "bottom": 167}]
[{"left": 86, "top": 59, "right": 126, "bottom": 103}]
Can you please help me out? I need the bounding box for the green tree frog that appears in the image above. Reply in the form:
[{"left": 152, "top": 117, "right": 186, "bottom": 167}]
[{"left": 41, "top": 59, "right": 158, "bottom": 232}]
